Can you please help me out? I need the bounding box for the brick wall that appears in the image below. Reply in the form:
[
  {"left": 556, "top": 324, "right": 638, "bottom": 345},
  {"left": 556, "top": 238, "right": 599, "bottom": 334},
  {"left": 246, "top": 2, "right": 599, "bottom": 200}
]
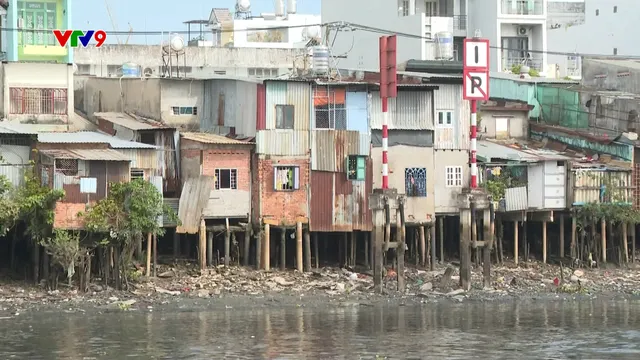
[
  {"left": 201, "top": 148, "right": 251, "bottom": 191},
  {"left": 257, "top": 157, "right": 309, "bottom": 225},
  {"left": 53, "top": 202, "right": 87, "bottom": 229},
  {"left": 634, "top": 163, "right": 640, "bottom": 209}
]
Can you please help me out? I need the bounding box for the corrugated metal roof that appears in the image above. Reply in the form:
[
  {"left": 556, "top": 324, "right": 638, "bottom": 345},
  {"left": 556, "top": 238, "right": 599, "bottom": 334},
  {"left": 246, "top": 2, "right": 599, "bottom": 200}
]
[
  {"left": 181, "top": 132, "right": 254, "bottom": 145},
  {"left": 94, "top": 112, "right": 172, "bottom": 130},
  {"left": 0, "top": 123, "right": 69, "bottom": 134},
  {"left": 40, "top": 149, "right": 131, "bottom": 161},
  {"left": 489, "top": 72, "right": 579, "bottom": 84},
  {"left": 587, "top": 58, "right": 640, "bottom": 70},
  {"left": 37, "top": 132, "right": 157, "bottom": 149},
  {"left": 176, "top": 176, "right": 215, "bottom": 234},
  {"left": 478, "top": 140, "right": 572, "bottom": 162}
]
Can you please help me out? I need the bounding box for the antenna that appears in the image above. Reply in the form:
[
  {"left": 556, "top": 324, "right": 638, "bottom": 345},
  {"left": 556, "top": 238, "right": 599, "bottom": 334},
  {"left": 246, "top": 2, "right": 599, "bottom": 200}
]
[{"left": 103, "top": 0, "right": 122, "bottom": 44}]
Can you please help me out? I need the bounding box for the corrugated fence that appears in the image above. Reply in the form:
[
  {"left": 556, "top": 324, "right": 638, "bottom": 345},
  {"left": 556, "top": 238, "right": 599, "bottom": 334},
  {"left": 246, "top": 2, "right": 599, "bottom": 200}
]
[{"left": 311, "top": 130, "right": 368, "bottom": 172}]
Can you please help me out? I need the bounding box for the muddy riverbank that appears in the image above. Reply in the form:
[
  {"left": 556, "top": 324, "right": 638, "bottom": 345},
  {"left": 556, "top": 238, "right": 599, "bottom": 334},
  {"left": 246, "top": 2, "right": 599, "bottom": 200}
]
[{"left": 2, "top": 260, "right": 640, "bottom": 314}]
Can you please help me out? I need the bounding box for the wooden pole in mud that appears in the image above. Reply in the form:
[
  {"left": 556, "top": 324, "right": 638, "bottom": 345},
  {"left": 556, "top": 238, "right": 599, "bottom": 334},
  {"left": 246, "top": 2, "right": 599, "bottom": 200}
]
[
  {"left": 199, "top": 219, "right": 207, "bottom": 271},
  {"left": 256, "top": 229, "right": 262, "bottom": 270},
  {"left": 632, "top": 224, "right": 636, "bottom": 263},
  {"left": 460, "top": 207, "right": 471, "bottom": 290},
  {"left": 559, "top": 214, "right": 565, "bottom": 258},
  {"left": 396, "top": 205, "right": 405, "bottom": 292},
  {"left": 430, "top": 224, "right": 436, "bottom": 271},
  {"left": 571, "top": 214, "right": 577, "bottom": 259},
  {"left": 280, "top": 228, "right": 286, "bottom": 270},
  {"left": 224, "top": 218, "right": 230, "bottom": 267},
  {"left": 513, "top": 221, "right": 519, "bottom": 266},
  {"left": 601, "top": 218, "right": 607, "bottom": 263},
  {"left": 243, "top": 224, "right": 251, "bottom": 266},
  {"left": 153, "top": 234, "right": 158, "bottom": 277},
  {"left": 364, "top": 232, "right": 370, "bottom": 268},
  {"left": 542, "top": 220, "right": 547, "bottom": 264},
  {"left": 373, "top": 210, "right": 384, "bottom": 292},
  {"left": 207, "top": 231, "right": 213, "bottom": 266},
  {"left": 483, "top": 206, "right": 492, "bottom": 288},
  {"left": 313, "top": 232, "right": 319, "bottom": 269},
  {"left": 419, "top": 226, "right": 426, "bottom": 267},
  {"left": 146, "top": 232, "right": 152, "bottom": 276},
  {"left": 439, "top": 216, "right": 444, "bottom": 263},
  {"left": 296, "top": 222, "right": 303, "bottom": 272},
  {"left": 264, "top": 224, "right": 270, "bottom": 271},
  {"left": 304, "top": 228, "right": 311, "bottom": 272},
  {"left": 623, "top": 223, "right": 629, "bottom": 264}
]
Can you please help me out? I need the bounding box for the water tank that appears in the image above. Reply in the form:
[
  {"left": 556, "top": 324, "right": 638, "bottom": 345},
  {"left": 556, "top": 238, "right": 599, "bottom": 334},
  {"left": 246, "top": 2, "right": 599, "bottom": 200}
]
[
  {"left": 435, "top": 31, "right": 453, "bottom": 60},
  {"left": 237, "top": 0, "right": 251, "bottom": 12},
  {"left": 287, "top": 0, "right": 296, "bottom": 14},
  {"left": 275, "top": 0, "right": 284, "bottom": 16},
  {"left": 122, "top": 62, "right": 141, "bottom": 77},
  {"left": 312, "top": 45, "right": 330, "bottom": 75}
]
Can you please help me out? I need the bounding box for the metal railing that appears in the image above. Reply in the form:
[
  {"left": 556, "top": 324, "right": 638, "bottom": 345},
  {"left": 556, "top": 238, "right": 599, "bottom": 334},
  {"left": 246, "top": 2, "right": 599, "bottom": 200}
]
[
  {"left": 501, "top": 0, "right": 544, "bottom": 15},
  {"left": 453, "top": 15, "right": 467, "bottom": 30},
  {"left": 9, "top": 88, "right": 68, "bottom": 115},
  {"left": 503, "top": 57, "right": 543, "bottom": 71}
]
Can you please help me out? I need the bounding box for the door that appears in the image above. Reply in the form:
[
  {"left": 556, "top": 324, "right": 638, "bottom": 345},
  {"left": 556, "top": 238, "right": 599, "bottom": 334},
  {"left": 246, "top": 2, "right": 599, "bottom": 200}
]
[{"left": 495, "top": 117, "right": 509, "bottom": 139}]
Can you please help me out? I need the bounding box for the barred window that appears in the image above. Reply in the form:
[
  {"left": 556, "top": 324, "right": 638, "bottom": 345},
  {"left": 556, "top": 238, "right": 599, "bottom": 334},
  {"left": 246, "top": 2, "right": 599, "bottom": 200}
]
[
  {"left": 9, "top": 88, "right": 67, "bottom": 115},
  {"left": 446, "top": 166, "right": 463, "bottom": 187},
  {"left": 313, "top": 87, "right": 347, "bottom": 129},
  {"left": 55, "top": 159, "right": 78, "bottom": 176},
  {"left": 405, "top": 167, "right": 427, "bottom": 197},
  {"left": 215, "top": 169, "right": 237, "bottom": 190}
]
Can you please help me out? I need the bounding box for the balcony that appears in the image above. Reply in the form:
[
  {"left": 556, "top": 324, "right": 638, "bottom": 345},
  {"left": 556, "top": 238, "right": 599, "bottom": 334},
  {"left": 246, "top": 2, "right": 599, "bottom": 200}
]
[
  {"left": 453, "top": 15, "right": 467, "bottom": 31},
  {"left": 503, "top": 57, "right": 543, "bottom": 72},
  {"left": 501, "top": 0, "right": 544, "bottom": 16}
]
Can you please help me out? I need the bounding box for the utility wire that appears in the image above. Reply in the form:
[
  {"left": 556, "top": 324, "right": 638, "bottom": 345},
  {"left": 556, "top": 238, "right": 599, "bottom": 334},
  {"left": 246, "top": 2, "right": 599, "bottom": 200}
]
[{"left": 6, "top": 21, "right": 638, "bottom": 58}]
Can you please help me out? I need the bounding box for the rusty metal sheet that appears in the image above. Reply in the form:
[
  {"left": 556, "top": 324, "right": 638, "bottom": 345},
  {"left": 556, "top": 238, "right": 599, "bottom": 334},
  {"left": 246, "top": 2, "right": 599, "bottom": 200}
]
[
  {"left": 256, "top": 130, "right": 309, "bottom": 156},
  {"left": 354, "top": 157, "right": 373, "bottom": 230},
  {"left": 176, "top": 175, "right": 215, "bottom": 234},
  {"left": 505, "top": 186, "right": 528, "bottom": 211},
  {"left": 311, "top": 130, "right": 361, "bottom": 172}
]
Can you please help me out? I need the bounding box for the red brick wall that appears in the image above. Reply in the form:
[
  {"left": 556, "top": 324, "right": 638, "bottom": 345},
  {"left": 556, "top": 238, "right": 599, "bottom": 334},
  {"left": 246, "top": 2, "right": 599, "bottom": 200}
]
[
  {"left": 257, "top": 157, "right": 309, "bottom": 225},
  {"left": 201, "top": 149, "right": 251, "bottom": 191},
  {"left": 53, "top": 203, "right": 87, "bottom": 229}
]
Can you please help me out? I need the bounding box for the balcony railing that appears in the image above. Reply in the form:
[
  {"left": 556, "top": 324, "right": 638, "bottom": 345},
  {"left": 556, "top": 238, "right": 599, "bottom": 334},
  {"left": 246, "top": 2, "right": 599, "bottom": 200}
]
[
  {"left": 453, "top": 15, "right": 467, "bottom": 31},
  {"left": 501, "top": 0, "right": 544, "bottom": 16},
  {"left": 503, "top": 57, "right": 543, "bottom": 72}
]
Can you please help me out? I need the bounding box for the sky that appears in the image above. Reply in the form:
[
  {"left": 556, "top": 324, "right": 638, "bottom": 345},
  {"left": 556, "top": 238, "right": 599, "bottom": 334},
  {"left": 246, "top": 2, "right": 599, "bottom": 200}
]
[{"left": 75, "top": 0, "right": 321, "bottom": 44}]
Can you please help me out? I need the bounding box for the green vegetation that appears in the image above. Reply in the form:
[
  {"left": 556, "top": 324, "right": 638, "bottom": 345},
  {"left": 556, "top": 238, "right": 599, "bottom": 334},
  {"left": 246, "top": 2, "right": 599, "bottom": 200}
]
[{"left": 511, "top": 64, "right": 540, "bottom": 77}]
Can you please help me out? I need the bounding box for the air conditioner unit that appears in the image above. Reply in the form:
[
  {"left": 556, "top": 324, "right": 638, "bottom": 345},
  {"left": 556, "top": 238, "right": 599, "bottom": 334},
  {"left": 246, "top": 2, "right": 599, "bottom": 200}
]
[{"left": 517, "top": 26, "right": 528, "bottom": 36}]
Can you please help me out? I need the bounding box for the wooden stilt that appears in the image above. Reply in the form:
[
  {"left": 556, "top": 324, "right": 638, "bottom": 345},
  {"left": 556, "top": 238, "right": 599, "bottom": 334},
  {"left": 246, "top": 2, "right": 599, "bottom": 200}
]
[
  {"left": 373, "top": 211, "right": 384, "bottom": 292},
  {"left": 439, "top": 216, "right": 444, "bottom": 264},
  {"left": 224, "top": 218, "right": 230, "bottom": 266},
  {"left": 313, "top": 232, "right": 319, "bottom": 268},
  {"left": 304, "top": 228, "right": 311, "bottom": 272},
  {"left": 207, "top": 231, "right": 213, "bottom": 266},
  {"left": 352, "top": 232, "right": 357, "bottom": 266},
  {"left": 471, "top": 206, "right": 478, "bottom": 266},
  {"left": 570, "top": 215, "right": 577, "bottom": 259},
  {"left": 623, "top": 222, "right": 629, "bottom": 264},
  {"left": 364, "top": 232, "right": 370, "bottom": 268},
  {"left": 146, "top": 232, "right": 152, "bottom": 276},
  {"left": 153, "top": 234, "right": 158, "bottom": 277},
  {"left": 542, "top": 220, "right": 547, "bottom": 264},
  {"left": 419, "top": 226, "right": 426, "bottom": 267},
  {"left": 632, "top": 224, "right": 636, "bottom": 263},
  {"left": 514, "top": 221, "right": 519, "bottom": 266},
  {"left": 199, "top": 219, "right": 206, "bottom": 271},
  {"left": 256, "top": 229, "right": 262, "bottom": 270},
  {"left": 559, "top": 214, "right": 565, "bottom": 258},
  {"left": 243, "top": 225, "right": 251, "bottom": 266},
  {"left": 173, "top": 231, "right": 180, "bottom": 259},
  {"left": 280, "top": 228, "right": 286, "bottom": 270},
  {"left": 430, "top": 224, "right": 436, "bottom": 271},
  {"left": 601, "top": 219, "right": 607, "bottom": 263},
  {"left": 264, "top": 224, "right": 270, "bottom": 271},
  {"left": 343, "top": 232, "right": 348, "bottom": 266},
  {"left": 460, "top": 208, "right": 471, "bottom": 290},
  {"left": 396, "top": 207, "right": 405, "bottom": 292},
  {"left": 483, "top": 207, "right": 491, "bottom": 288},
  {"left": 296, "top": 222, "right": 303, "bottom": 272}
]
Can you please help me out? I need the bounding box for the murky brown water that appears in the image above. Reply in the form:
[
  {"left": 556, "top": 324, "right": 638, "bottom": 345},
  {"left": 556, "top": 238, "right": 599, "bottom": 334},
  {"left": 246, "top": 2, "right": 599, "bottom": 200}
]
[{"left": 1, "top": 300, "right": 640, "bottom": 359}]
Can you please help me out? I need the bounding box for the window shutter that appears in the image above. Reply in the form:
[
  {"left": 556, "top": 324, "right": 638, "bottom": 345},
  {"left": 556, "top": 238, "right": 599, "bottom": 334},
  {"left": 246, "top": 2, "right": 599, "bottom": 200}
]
[
  {"left": 273, "top": 167, "right": 278, "bottom": 190},
  {"left": 356, "top": 156, "right": 366, "bottom": 180},
  {"left": 294, "top": 167, "right": 300, "bottom": 189}
]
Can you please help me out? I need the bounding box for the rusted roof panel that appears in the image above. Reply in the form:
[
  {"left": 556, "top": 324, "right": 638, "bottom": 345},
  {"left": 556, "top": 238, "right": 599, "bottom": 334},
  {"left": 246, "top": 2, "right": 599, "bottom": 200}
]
[
  {"left": 38, "top": 131, "right": 156, "bottom": 149},
  {"left": 181, "top": 132, "right": 254, "bottom": 145},
  {"left": 94, "top": 112, "right": 172, "bottom": 130},
  {"left": 40, "top": 149, "right": 131, "bottom": 161},
  {"left": 176, "top": 176, "right": 215, "bottom": 234},
  {"left": 311, "top": 130, "right": 360, "bottom": 172}
]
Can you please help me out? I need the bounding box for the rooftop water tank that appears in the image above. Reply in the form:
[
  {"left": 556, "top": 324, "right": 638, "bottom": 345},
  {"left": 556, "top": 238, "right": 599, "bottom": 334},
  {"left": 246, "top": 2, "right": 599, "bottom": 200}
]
[
  {"left": 435, "top": 31, "right": 453, "bottom": 60},
  {"left": 122, "top": 62, "right": 140, "bottom": 77},
  {"left": 312, "top": 45, "right": 329, "bottom": 75}
]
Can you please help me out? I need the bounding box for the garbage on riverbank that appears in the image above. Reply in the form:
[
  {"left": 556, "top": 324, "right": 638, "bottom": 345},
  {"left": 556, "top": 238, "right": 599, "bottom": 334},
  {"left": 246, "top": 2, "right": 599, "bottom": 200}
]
[{"left": 2, "top": 260, "right": 640, "bottom": 313}]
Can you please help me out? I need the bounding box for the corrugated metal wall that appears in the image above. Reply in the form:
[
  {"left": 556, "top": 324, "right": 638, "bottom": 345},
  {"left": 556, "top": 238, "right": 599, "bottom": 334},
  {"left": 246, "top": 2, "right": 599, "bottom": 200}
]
[
  {"left": 571, "top": 169, "right": 633, "bottom": 205},
  {"left": 433, "top": 84, "right": 469, "bottom": 150},
  {"left": 370, "top": 91, "right": 434, "bottom": 130},
  {"left": 265, "top": 81, "right": 311, "bottom": 130},
  {"left": 256, "top": 130, "right": 309, "bottom": 156},
  {"left": 311, "top": 130, "right": 363, "bottom": 172},
  {"left": 118, "top": 149, "right": 160, "bottom": 173},
  {"left": 309, "top": 167, "right": 372, "bottom": 232},
  {"left": 157, "top": 130, "right": 178, "bottom": 193},
  {"left": 202, "top": 79, "right": 258, "bottom": 137},
  {"left": 257, "top": 84, "right": 266, "bottom": 130}
]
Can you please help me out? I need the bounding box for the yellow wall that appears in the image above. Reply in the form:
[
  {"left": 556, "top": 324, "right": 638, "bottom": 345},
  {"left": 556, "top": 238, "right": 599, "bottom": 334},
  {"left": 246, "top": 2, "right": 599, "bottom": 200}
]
[{"left": 17, "top": 0, "right": 68, "bottom": 62}]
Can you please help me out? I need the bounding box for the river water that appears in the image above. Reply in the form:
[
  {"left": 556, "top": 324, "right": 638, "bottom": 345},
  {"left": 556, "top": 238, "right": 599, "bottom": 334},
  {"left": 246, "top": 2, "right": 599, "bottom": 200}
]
[{"left": 1, "top": 299, "right": 640, "bottom": 359}]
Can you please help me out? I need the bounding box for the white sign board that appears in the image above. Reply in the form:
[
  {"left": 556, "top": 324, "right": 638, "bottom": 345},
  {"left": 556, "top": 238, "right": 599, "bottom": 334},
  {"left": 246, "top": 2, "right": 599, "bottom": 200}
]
[
  {"left": 463, "top": 71, "right": 489, "bottom": 100},
  {"left": 80, "top": 177, "right": 97, "bottom": 194},
  {"left": 463, "top": 39, "right": 489, "bottom": 69}
]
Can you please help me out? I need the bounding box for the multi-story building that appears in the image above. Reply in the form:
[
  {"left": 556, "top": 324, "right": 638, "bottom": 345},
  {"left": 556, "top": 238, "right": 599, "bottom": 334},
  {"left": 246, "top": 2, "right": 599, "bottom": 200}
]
[{"left": 322, "top": 0, "right": 548, "bottom": 74}]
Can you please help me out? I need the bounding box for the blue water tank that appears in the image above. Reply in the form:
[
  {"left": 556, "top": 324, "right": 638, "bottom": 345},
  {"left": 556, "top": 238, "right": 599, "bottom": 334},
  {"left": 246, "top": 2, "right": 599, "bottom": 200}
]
[{"left": 122, "top": 62, "right": 141, "bottom": 77}]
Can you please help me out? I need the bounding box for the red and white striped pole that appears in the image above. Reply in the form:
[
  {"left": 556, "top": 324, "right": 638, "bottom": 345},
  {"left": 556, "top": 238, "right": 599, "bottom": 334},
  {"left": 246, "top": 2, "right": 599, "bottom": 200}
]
[
  {"left": 470, "top": 100, "right": 478, "bottom": 188},
  {"left": 382, "top": 97, "right": 389, "bottom": 189}
]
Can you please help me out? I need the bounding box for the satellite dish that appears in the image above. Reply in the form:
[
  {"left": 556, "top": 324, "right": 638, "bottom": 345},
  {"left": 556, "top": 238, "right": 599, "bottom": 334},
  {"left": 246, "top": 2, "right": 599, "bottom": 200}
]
[
  {"left": 304, "top": 26, "right": 320, "bottom": 39},
  {"left": 72, "top": 63, "right": 78, "bottom": 74},
  {"left": 236, "top": 0, "right": 251, "bottom": 12},
  {"left": 170, "top": 35, "right": 184, "bottom": 51}
]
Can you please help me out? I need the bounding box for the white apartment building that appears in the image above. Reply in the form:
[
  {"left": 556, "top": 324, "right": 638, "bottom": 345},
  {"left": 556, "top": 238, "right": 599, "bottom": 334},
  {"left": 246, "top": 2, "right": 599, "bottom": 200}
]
[{"left": 322, "top": 0, "right": 548, "bottom": 74}]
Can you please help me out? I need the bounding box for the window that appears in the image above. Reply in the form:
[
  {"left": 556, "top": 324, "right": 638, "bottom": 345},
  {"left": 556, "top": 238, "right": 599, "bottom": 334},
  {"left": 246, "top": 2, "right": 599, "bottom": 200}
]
[
  {"left": 248, "top": 68, "right": 278, "bottom": 78},
  {"left": 347, "top": 155, "right": 366, "bottom": 181},
  {"left": 445, "top": 166, "right": 463, "bottom": 187},
  {"left": 273, "top": 166, "right": 299, "bottom": 191},
  {"left": 437, "top": 111, "right": 453, "bottom": 127},
  {"left": 401, "top": 0, "right": 409, "bottom": 16},
  {"left": 139, "top": 132, "right": 155, "bottom": 145},
  {"left": 77, "top": 64, "right": 91, "bottom": 75},
  {"left": 425, "top": 1, "right": 438, "bottom": 16},
  {"left": 595, "top": 9, "right": 599, "bottom": 16},
  {"left": 171, "top": 106, "right": 197, "bottom": 115},
  {"left": 405, "top": 168, "right": 427, "bottom": 197},
  {"left": 131, "top": 169, "right": 145, "bottom": 180},
  {"left": 613, "top": 48, "right": 618, "bottom": 55},
  {"left": 9, "top": 88, "right": 67, "bottom": 115},
  {"left": 55, "top": 159, "right": 78, "bottom": 176},
  {"left": 214, "top": 70, "right": 227, "bottom": 75},
  {"left": 314, "top": 87, "right": 347, "bottom": 129},
  {"left": 215, "top": 169, "right": 238, "bottom": 190},
  {"left": 17, "top": 1, "right": 57, "bottom": 46},
  {"left": 613, "top": 6, "right": 617, "bottom": 13},
  {"left": 276, "top": 105, "right": 294, "bottom": 129}
]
